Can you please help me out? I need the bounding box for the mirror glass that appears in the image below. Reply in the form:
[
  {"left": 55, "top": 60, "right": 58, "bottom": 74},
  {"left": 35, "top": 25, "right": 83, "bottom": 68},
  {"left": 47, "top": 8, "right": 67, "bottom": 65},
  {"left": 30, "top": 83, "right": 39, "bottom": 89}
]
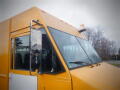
[
  {"left": 31, "top": 29, "right": 42, "bottom": 51},
  {"left": 31, "top": 29, "right": 42, "bottom": 71}
]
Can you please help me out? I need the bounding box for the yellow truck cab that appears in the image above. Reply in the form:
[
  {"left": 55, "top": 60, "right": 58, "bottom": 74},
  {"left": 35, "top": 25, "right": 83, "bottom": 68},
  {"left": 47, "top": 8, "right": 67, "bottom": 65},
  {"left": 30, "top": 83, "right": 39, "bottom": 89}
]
[{"left": 0, "top": 7, "right": 120, "bottom": 90}]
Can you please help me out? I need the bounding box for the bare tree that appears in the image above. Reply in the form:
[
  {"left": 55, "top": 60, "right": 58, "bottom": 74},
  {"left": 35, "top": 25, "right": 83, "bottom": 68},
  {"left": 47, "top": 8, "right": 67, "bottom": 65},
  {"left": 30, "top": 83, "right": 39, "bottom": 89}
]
[{"left": 85, "top": 26, "right": 117, "bottom": 60}]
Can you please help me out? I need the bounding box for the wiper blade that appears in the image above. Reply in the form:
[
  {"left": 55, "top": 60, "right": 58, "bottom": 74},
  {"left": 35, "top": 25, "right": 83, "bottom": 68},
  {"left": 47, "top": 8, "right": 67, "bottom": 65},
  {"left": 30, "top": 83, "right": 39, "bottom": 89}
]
[
  {"left": 69, "top": 61, "right": 90, "bottom": 65},
  {"left": 69, "top": 61, "right": 95, "bottom": 68}
]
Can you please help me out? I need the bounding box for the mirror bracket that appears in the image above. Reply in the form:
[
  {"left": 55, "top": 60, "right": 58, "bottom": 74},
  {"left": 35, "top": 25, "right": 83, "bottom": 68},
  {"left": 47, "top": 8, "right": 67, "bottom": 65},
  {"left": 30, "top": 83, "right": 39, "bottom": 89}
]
[{"left": 30, "top": 20, "right": 43, "bottom": 30}]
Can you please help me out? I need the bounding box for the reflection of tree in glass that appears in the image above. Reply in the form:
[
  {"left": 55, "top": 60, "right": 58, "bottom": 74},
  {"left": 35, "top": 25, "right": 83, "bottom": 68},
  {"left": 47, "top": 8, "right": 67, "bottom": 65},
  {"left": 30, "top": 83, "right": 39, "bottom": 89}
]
[
  {"left": 32, "top": 44, "right": 42, "bottom": 51},
  {"left": 85, "top": 26, "right": 117, "bottom": 60},
  {"left": 16, "top": 38, "right": 23, "bottom": 46}
]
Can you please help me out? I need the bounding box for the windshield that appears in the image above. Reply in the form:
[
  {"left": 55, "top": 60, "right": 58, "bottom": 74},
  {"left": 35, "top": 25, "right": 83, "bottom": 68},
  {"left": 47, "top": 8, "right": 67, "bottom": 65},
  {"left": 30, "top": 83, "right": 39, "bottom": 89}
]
[
  {"left": 48, "top": 27, "right": 101, "bottom": 69},
  {"left": 77, "top": 38, "right": 101, "bottom": 63}
]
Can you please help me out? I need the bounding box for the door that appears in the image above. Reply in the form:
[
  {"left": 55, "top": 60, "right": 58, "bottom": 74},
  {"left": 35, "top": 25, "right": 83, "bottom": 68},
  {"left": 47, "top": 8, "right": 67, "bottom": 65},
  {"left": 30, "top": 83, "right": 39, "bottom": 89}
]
[
  {"left": 29, "top": 20, "right": 72, "bottom": 90},
  {"left": 36, "top": 28, "right": 72, "bottom": 90},
  {"left": 9, "top": 32, "right": 38, "bottom": 90},
  {"left": 30, "top": 26, "right": 72, "bottom": 90}
]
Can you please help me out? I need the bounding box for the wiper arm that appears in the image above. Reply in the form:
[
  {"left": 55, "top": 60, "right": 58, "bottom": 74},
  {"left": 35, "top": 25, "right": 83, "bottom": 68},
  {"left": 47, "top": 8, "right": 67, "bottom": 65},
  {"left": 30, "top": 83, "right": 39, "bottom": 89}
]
[
  {"left": 69, "top": 61, "right": 90, "bottom": 65},
  {"left": 69, "top": 61, "right": 94, "bottom": 67}
]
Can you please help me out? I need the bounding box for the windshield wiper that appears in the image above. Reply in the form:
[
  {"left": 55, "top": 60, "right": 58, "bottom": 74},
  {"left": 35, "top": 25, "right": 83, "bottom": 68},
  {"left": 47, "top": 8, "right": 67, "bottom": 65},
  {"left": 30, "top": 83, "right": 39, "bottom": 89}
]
[
  {"left": 69, "top": 61, "right": 94, "bottom": 67},
  {"left": 69, "top": 61, "right": 90, "bottom": 65}
]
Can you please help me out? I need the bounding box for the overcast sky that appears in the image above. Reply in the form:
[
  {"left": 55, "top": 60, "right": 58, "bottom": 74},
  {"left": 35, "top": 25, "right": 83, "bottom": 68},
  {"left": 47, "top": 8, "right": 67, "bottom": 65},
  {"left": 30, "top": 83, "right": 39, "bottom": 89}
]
[{"left": 0, "top": 0, "right": 120, "bottom": 46}]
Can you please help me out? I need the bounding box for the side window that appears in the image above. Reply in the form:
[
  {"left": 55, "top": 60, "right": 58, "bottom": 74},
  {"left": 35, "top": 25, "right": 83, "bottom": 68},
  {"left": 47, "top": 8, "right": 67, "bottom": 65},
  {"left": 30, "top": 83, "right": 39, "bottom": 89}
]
[
  {"left": 12, "top": 29, "right": 64, "bottom": 73},
  {"left": 31, "top": 28, "right": 64, "bottom": 73},
  {"left": 13, "top": 35, "right": 30, "bottom": 70},
  {"left": 41, "top": 33, "right": 64, "bottom": 73}
]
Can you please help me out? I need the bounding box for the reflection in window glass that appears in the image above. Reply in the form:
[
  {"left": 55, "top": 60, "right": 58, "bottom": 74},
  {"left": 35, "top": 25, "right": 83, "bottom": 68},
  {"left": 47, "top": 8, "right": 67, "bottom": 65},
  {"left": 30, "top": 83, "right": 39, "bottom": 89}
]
[
  {"left": 49, "top": 27, "right": 91, "bottom": 69},
  {"left": 13, "top": 28, "right": 64, "bottom": 73},
  {"left": 30, "top": 28, "right": 64, "bottom": 73},
  {"left": 41, "top": 33, "right": 63, "bottom": 73},
  {"left": 77, "top": 38, "right": 101, "bottom": 63},
  {"left": 14, "top": 35, "right": 30, "bottom": 70},
  {"left": 31, "top": 29, "right": 42, "bottom": 71}
]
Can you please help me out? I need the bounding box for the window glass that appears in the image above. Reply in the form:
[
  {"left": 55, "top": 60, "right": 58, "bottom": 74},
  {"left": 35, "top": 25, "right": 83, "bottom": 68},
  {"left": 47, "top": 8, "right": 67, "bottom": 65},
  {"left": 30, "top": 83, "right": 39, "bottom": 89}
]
[
  {"left": 77, "top": 38, "right": 101, "bottom": 63},
  {"left": 31, "top": 28, "right": 64, "bottom": 73},
  {"left": 41, "top": 33, "right": 63, "bottom": 73},
  {"left": 13, "top": 28, "right": 64, "bottom": 73},
  {"left": 48, "top": 27, "right": 91, "bottom": 69},
  {"left": 48, "top": 27, "right": 102, "bottom": 69},
  {"left": 14, "top": 35, "right": 30, "bottom": 70}
]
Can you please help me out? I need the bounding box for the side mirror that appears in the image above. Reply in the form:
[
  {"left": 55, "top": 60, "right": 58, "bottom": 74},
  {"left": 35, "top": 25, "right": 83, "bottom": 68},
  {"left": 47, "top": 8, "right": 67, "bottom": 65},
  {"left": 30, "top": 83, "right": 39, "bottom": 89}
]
[
  {"left": 29, "top": 20, "right": 46, "bottom": 74},
  {"left": 31, "top": 29, "right": 42, "bottom": 52},
  {"left": 30, "top": 20, "right": 42, "bottom": 54},
  {"left": 30, "top": 28, "right": 42, "bottom": 72}
]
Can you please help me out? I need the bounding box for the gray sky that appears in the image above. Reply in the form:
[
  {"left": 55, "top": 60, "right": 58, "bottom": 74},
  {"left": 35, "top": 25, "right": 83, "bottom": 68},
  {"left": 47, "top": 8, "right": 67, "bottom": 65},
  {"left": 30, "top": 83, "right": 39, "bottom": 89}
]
[{"left": 0, "top": 0, "right": 120, "bottom": 46}]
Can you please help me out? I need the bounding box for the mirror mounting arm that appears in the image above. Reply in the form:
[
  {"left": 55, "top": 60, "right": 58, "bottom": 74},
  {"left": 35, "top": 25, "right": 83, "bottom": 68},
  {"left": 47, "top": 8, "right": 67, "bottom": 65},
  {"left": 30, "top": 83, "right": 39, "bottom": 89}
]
[{"left": 30, "top": 20, "right": 43, "bottom": 30}]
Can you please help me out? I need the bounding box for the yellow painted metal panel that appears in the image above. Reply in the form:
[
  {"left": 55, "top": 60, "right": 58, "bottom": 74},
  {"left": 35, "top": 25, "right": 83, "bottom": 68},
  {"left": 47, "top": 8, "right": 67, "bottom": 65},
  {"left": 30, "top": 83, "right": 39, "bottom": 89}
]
[
  {"left": 10, "top": 28, "right": 30, "bottom": 38},
  {"left": 11, "top": 7, "right": 45, "bottom": 32},
  {"left": 11, "top": 7, "right": 84, "bottom": 38},
  {"left": 0, "top": 20, "right": 10, "bottom": 90},
  {"left": 38, "top": 72, "right": 71, "bottom": 90},
  {"left": 41, "top": 10, "right": 82, "bottom": 37},
  {"left": 70, "top": 62, "right": 120, "bottom": 90}
]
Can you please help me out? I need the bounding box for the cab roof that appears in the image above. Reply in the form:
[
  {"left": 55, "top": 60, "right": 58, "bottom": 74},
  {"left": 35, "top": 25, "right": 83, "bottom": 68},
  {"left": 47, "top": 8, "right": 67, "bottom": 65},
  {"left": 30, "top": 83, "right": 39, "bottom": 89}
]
[{"left": 10, "top": 7, "right": 84, "bottom": 37}]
